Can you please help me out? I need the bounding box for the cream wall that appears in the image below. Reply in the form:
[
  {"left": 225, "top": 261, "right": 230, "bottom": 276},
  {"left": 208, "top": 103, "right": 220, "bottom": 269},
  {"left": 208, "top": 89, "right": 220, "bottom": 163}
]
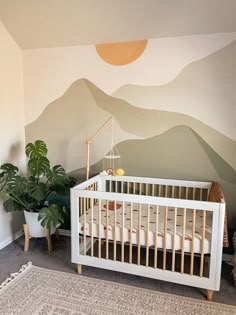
[{"left": 0, "top": 22, "right": 26, "bottom": 249}]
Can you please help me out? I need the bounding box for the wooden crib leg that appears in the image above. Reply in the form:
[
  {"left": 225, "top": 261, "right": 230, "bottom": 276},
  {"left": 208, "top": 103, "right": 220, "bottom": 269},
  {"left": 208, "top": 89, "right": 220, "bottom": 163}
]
[
  {"left": 23, "top": 224, "right": 30, "bottom": 251},
  {"left": 77, "top": 264, "right": 82, "bottom": 274},
  {"left": 207, "top": 290, "right": 214, "bottom": 301}
]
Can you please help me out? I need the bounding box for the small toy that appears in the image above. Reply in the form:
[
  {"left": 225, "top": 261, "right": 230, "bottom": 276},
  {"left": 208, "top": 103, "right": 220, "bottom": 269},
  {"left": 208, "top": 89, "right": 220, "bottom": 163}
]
[
  {"left": 116, "top": 168, "right": 125, "bottom": 176},
  {"left": 107, "top": 168, "right": 114, "bottom": 175}
]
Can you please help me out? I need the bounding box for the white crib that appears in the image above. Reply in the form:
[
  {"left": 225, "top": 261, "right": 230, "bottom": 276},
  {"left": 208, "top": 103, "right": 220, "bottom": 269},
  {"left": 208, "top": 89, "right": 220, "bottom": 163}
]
[{"left": 71, "top": 175, "right": 226, "bottom": 301}]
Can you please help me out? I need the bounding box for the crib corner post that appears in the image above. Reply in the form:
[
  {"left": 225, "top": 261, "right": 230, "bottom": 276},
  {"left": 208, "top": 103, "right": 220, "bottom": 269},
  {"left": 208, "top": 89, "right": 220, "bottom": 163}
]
[{"left": 207, "top": 290, "right": 214, "bottom": 301}]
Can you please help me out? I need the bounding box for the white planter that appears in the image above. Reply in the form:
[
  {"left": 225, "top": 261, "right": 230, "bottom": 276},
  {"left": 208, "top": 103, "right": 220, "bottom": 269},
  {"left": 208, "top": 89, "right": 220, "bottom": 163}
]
[{"left": 24, "top": 210, "right": 56, "bottom": 238}]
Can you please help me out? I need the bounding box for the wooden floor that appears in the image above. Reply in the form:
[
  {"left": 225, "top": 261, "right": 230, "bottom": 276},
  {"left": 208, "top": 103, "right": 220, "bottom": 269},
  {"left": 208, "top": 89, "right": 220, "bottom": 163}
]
[{"left": 0, "top": 234, "right": 235, "bottom": 306}]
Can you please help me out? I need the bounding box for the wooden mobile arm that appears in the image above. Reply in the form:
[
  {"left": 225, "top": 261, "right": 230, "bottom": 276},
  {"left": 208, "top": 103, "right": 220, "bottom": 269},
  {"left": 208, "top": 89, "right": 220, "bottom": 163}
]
[{"left": 86, "top": 116, "right": 113, "bottom": 180}]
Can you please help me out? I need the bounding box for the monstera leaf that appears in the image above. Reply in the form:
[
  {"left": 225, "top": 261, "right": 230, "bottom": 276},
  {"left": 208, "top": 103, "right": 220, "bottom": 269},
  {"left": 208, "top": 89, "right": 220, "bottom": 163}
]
[
  {"left": 7, "top": 175, "right": 27, "bottom": 195},
  {"left": 47, "top": 165, "right": 66, "bottom": 183},
  {"left": 25, "top": 140, "right": 48, "bottom": 159},
  {"left": 28, "top": 156, "right": 50, "bottom": 178},
  {"left": 28, "top": 181, "right": 47, "bottom": 202},
  {"left": 38, "top": 203, "right": 64, "bottom": 229}
]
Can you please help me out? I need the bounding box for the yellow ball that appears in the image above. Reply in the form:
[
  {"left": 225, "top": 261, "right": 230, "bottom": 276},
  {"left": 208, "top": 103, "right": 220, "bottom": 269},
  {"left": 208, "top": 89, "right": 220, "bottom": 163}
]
[{"left": 116, "top": 168, "right": 125, "bottom": 176}]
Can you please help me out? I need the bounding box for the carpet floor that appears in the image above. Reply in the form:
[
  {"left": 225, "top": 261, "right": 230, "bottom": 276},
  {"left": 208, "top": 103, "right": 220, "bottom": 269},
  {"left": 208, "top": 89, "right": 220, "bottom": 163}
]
[{"left": 0, "top": 235, "right": 235, "bottom": 308}]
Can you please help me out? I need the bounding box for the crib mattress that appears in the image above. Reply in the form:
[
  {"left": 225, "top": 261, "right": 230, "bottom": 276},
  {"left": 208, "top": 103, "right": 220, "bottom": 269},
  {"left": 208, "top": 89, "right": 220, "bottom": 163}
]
[{"left": 79, "top": 201, "right": 212, "bottom": 254}]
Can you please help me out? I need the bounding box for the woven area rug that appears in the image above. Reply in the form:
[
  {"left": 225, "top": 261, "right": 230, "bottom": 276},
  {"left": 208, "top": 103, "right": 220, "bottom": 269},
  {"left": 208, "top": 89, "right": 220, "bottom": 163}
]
[{"left": 0, "top": 263, "right": 235, "bottom": 315}]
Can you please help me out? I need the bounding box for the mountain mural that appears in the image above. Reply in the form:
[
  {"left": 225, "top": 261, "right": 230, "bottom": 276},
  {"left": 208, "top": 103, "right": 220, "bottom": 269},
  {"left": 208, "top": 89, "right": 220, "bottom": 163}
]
[{"left": 112, "top": 40, "right": 236, "bottom": 143}]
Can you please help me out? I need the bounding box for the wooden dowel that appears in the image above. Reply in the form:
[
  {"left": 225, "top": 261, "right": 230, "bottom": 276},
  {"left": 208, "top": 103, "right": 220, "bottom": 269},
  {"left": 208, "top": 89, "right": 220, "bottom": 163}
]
[
  {"left": 172, "top": 207, "right": 177, "bottom": 272},
  {"left": 163, "top": 206, "right": 168, "bottom": 270},
  {"left": 152, "top": 184, "right": 155, "bottom": 196},
  {"left": 129, "top": 202, "right": 133, "bottom": 264},
  {"left": 181, "top": 208, "right": 187, "bottom": 274},
  {"left": 113, "top": 201, "right": 117, "bottom": 261},
  {"left": 165, "top": 185, "right": 168, "bottom": 197},
  {"left": 146, "top": 204, "right": 150, "bottom": 267},
  {"left": 121, "top": 181, "right": 124, "bottom": 193},
  {"left": 106, "top": 200, "right": 109, "bottom": 260},
  {"left": 158, "top": 185, "right": 161, "bottom": 197},
  {"left": 83, "top": 198, "right": 86, "bottom": 256},
  {"left": 154, "top": 205, "right": 159, "bottom": 269},
  {"left": 98, "top": 199, "right": 101, "bottom": 259},
  {"left": 179, "top": 187, "right": 182, "bottom": 199},
  {"left": 137, "top": 203, "right": 141, "bottom": 266},
  {"left": 186, "top": 187, "right": 189, "bottom": 199},
  {"left": 190, "top": 209, "right": 196, "bottom": 275},
  {"left": 200, "top": 188, "right": 203, "bottom": 201},
  {"left": 200, "top": 210, "right": 206, "bottom": 277},
  {"left": 121, "top": 201, "right": 125, "bottom": 263},
  {"left": 91, "top": 199, "right": 94, "bottom": 257}
]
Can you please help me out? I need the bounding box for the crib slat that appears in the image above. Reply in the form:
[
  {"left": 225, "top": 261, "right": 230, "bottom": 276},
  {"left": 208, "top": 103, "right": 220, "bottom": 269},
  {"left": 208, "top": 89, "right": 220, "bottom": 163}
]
[
  {"left": 98, "top": 199, "right": 101, "bottom": 259},
  {"left": 109, "top": 180, "right": 112, "bottom": 192},
  {"left": 200, "top": 210, "right": 206, "bottom": 277},
  {"left": 127, "top": 182, "right": 130, "bottom": 194},
  {"left": 146, "top": 204, "right": 150, "bottom": 267},
  {"left": 200, "top": 188, "right": 203, "bottom": 201},
  {"left": 172, "top": 207, "right": 177, "bottom": 272},
  {"left": 181, "top": 208, "right": 187, "bottom": 274},
  {"left": 129, "top": 202, "right": 133, "bottom": 264},
  {"left": 113, "top": 201, "right": 117, "bottom": 261},
  {"left": 190, "top": 209, "right": 196, "bottom": 275},
  {"left": 91, "top": 199, "right": 94, "bottom": 257},
  {"left": 83, "top": 198, "right": 87, "bottom": 256},
  {"left": 146, "top": 184, "right": 148, "bottom": 196},
  {"left": 163, "top": 206, "right": 168, "bottom": 270},
  {"left": 121, "top": 181, "right": 124, "bottom": 194},
  {"left": 158, "top": 184, "right": 161, "bottom": 197},
  {"left": 106, "top": 200, "right": 109, "bottom": 260},
  {"left": 152, "top": 184, "right": 155, "bottom": 196},
  {"left": 133, "top": 182, "right": 136, "bottom": 194},
  {"left": 179, "top": 187, "right": 182, "bottom": 199},
  {"left": 193, "top": 187, "right": 196, "bottom": 200},
  {"left": 172, "top": 186, "right": 175, "bottom": 198},
  {"left": 154, "top": 205, "right": 159, "bottom": 269},
  {"left": 121, "top": 201, "right": 125, "bottom": 263},
  {"left": 139, "top": 183, "right": 142, "bottom": 195},
  {"left": 137, "top": 203, "right": 141, "bottom": 266},
  {"left": 115, "top": 180, "right": 118, "bottom": 193},
  {"left": 186, "top": 187, "right": 189, "bottom": 199},
  {"left": 165, "top": 185, "right": 168, "bottom": 197}
]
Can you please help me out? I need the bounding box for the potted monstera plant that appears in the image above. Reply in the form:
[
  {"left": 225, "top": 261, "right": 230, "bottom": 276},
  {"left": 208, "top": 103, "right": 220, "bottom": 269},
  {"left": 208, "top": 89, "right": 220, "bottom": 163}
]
[{"left": 0, "top": 140, "right": 76, "bottom": 237}]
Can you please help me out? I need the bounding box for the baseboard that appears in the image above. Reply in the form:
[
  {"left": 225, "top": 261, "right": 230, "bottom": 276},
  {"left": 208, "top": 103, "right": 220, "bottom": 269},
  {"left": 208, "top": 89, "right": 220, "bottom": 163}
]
[
  {"left": 0, "top": 229, "right": 24, "bottom": 250},
  {"left": 58, "top": 229, "right": 71, "bottom": 237}
]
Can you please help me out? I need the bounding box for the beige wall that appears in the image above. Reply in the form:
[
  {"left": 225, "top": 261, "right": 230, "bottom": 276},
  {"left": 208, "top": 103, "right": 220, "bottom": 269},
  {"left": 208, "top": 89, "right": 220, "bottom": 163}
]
[{"left": 0, "top": 22, "right": 26, "bottom": 249}]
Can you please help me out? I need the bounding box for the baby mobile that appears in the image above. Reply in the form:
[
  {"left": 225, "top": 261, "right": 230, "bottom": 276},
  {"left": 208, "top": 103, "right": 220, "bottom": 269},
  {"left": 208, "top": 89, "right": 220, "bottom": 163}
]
[{"left": 85, "top": 116, "right": 125, "bottom": 180}]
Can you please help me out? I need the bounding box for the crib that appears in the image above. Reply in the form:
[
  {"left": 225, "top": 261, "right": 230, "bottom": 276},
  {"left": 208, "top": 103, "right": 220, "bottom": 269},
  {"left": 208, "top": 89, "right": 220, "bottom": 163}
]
[{"left": 71, "top": 175, "right": 227, "bottom": 301}]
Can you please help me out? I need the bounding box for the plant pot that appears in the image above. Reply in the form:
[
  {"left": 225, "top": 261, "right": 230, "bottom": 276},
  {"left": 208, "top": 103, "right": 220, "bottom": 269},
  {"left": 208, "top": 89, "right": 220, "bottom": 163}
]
[{"left": 24, "top": 210, "right": 56, "bottom": 238}]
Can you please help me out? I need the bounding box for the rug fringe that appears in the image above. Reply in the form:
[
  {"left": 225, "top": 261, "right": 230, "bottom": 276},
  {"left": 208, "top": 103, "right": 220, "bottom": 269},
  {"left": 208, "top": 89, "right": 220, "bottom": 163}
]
[{"left": 0, "top": 262, "right": 32, "bottom": 290}]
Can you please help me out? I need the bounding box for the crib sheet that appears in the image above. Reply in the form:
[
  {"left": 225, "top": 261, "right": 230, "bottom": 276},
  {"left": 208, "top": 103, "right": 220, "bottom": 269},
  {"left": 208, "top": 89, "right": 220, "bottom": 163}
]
[{"left": 79, "top": 201, "right": 212, "bottom": 253}]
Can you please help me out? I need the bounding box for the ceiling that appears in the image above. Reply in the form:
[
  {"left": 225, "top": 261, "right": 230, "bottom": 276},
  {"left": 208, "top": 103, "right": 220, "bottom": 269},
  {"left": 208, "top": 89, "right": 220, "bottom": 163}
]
[{"left": 0, "top": 0, "right": 236, "bottom": 50}]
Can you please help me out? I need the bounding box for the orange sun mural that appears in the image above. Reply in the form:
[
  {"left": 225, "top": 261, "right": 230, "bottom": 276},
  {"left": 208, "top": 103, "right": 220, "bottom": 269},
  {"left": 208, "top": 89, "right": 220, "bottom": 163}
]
[{"left": 95, "top": 40, "right": 148, "bottom": 66}]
